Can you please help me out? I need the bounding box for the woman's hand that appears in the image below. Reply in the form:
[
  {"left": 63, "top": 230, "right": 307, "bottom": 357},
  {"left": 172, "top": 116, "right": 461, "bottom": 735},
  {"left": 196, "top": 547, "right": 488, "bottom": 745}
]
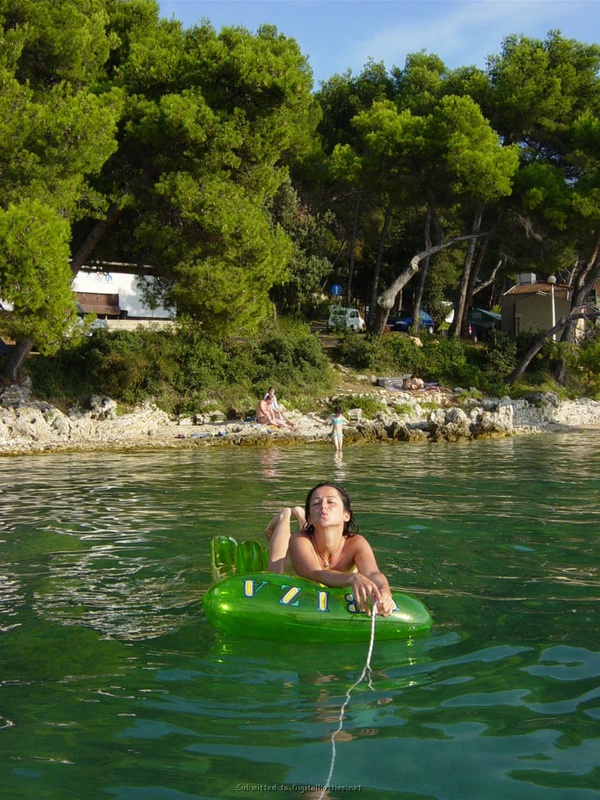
[
  {"left": 375, "top": 586, "right": 396, "bottom": 617},
  {"left": 349, "top": 574, "right": 395, "bottom": 617}
]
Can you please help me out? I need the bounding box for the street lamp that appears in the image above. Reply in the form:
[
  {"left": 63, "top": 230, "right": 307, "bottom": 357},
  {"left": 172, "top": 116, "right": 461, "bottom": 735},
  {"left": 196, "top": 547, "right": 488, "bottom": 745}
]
[{"left": 548, "top": 275, "right": 557, "bottom": 341}]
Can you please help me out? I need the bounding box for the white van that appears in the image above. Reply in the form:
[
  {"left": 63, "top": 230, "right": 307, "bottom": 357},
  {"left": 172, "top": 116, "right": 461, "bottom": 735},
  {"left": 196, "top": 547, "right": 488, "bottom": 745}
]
[{"left": 327, "top": 306, "right": 366, "bottom": 331}]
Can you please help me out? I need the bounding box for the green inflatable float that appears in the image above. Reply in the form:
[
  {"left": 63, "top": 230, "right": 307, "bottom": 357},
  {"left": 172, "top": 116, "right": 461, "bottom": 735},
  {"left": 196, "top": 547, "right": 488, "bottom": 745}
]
[{"left": 203, "top": 536, "right": 432, "bottom": 643}]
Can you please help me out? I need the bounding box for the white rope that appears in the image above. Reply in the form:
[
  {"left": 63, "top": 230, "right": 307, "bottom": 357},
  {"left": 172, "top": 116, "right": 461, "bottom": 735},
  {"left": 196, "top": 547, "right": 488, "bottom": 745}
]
[{"left": 317, "top": 602, "right": 378, "bottom": 800}]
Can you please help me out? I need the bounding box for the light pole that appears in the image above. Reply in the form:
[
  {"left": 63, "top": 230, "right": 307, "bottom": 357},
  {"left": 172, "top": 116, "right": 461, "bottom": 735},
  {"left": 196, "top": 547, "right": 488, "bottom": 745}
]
[{"left": 548, "top": 275, "right": 557, "bottom": 341}]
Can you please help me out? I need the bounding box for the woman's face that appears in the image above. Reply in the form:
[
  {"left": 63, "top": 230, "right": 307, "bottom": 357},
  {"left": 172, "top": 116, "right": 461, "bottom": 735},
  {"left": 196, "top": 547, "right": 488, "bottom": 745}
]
[{"left": 307, "top": 485, "right": 350, "bottom": 530}]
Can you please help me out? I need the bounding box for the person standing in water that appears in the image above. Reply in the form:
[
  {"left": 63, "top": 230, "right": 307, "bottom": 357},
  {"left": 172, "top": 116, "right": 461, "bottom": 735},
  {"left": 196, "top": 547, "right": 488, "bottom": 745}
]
[
  {"left": 264, "top": 482, "right": 395, "bottom": 617},
  {"left": 330, "top": 405, "right": 348, "bottom": 453}
]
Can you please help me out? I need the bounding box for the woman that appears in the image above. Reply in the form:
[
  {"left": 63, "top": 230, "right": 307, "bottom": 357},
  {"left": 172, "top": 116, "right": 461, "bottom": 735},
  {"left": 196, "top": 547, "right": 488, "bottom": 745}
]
[
  {"left": 264, "top": 386, "right": 296, "bottom": 430},
  {"left": 330, "top": 405, "right": 348, "bottom": 453},
  {"left": 265, "top": 482, "right": 395, "bottom": 617}
]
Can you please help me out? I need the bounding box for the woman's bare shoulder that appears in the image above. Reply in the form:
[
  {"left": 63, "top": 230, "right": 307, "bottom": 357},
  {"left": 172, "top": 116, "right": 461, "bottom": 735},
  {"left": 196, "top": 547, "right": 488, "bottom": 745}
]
[
  {"left": 290, "top": 530, "right": 310, "bottom": 546},
  {"left": 345, "top": 534, "right": 373, "bottom": 552}
]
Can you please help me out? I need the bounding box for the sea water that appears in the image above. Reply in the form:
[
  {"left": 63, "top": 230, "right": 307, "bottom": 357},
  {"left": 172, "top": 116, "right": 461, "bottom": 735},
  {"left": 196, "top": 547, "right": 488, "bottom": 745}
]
[{"left": 0, "top": 434, "right": 599, "bottom": 799}]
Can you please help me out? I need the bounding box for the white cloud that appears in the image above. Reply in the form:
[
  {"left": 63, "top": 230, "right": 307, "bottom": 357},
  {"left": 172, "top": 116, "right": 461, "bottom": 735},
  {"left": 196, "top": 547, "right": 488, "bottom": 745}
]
[{"left": 348, "top": 1, "right": 591, "bottom": 72}]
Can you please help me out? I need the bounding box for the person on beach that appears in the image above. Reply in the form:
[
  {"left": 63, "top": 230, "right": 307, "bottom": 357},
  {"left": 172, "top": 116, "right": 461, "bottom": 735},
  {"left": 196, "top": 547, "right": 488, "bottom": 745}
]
[
  {"left": 330, "top": 405, "right": 348, "bottom": 453},
  {"left": 264, "top": 386, "right": 296, "bottom": 430},
  {"left": 255, "top": 395, "right": 293, "bottom": 429},
  {"left": 402, "top": 375, "right": 425, "bottom": 390},
  {"left": 264, "top": 482, "right": 395, "bottom": 617}
]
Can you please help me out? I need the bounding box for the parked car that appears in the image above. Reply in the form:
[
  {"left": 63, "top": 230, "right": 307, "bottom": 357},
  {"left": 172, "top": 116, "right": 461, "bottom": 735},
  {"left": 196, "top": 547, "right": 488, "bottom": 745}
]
[
  {"left": 390, "top": 309, "right": 435, "bottom": 334},
  {"left": 327, "top": 306, "right": 366, "bottom": 331}
]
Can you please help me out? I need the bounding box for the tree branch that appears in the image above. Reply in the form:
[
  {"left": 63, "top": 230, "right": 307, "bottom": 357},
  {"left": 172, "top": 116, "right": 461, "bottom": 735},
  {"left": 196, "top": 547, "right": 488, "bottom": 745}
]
[
  {"left": 507, "top": 308, "right": 600, "bottom": 384},
  {"left": 377, "top": 232, "right": 489, "bottom": 310},
  {"left": 473, "top": 258, "right": 503, "bottom": 296}
]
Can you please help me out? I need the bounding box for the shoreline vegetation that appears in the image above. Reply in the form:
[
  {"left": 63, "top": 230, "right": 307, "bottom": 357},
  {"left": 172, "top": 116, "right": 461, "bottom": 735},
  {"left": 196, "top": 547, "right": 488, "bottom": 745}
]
[{"left": 2, "top": 322, "right": 600, "bottom": 457}]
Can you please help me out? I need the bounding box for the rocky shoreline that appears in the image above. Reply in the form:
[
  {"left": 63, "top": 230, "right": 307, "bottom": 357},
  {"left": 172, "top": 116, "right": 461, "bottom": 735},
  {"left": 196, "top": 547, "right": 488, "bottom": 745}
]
[{"left": 1, "top": 377, "right": 600, "bottom": 457}]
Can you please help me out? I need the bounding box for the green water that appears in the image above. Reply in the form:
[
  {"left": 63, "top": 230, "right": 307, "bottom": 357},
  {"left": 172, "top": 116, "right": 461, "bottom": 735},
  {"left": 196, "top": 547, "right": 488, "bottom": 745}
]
[{"left": 0, "top": 435, "right": 599, "bottom": 800}]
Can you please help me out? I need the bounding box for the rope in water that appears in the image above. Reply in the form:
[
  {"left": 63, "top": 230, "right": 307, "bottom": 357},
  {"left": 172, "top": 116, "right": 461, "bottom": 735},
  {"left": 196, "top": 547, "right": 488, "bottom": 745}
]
[{"left": 317, "top": 602, "right": 378, "bottom": 800}]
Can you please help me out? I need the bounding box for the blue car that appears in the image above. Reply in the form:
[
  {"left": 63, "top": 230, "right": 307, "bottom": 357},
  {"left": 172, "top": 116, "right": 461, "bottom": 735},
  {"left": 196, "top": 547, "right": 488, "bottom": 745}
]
[{"left": 390, "top": 309, "right": 435, "bottom": 334}]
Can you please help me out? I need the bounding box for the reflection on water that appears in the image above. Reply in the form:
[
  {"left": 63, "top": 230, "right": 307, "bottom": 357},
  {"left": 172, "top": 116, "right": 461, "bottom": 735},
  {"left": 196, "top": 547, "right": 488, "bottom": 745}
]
[{"left": 1, "top": 434, "right": 600, "bottom": 799}]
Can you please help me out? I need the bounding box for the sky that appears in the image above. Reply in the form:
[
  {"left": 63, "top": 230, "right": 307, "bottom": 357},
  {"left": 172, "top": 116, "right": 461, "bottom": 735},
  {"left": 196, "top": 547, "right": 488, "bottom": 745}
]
[{"left": 157, "top": 0, "right": 600, "bottom": 87}]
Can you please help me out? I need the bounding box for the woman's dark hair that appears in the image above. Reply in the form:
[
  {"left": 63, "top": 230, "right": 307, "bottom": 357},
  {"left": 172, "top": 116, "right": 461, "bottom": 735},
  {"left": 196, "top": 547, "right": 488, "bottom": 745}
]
[{"left": 303, "top": 482, "right": 359, "bottom": 538}]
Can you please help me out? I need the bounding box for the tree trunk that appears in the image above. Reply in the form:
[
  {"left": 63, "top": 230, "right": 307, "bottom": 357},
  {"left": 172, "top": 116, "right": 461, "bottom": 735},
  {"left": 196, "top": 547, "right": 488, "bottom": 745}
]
[
  {"left": 463, "top": 237, "right": 488, "bottom": 334},
  {"left": 2, "top": 338, "right": 34, "bottom": 384},
  {"left": 507, "top": 309, "right": 599, "bottom": 384},
  {"left": 473, "top": 258, "right": 503, "bottom": 298},
  {"left": 70, "top": 202, "right": 127, "bottom": 277},
  {"left": 346, "top": 187, "right": 361, "bottom": 305},
  {"left": 554, "top": 231, "right": 600, "bottom": 382},
  {"left": 371, "top": 232, "right": 487, "bottom": 336},
  {"left": 411, "top": 208, "right": 434, "bottom": 335},
  {"left": 367, "top": 201, "right": 393, "bottom": 330},
  {"left": 450, "top": 204, "right": 484, "bottom": 339}
]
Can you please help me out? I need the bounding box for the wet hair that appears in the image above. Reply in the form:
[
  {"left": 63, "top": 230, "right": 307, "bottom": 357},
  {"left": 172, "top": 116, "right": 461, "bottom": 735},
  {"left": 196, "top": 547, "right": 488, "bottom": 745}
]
[
  {"left": 303, "top": 482, "right": 359, "bottom": 538},
  {"left": 334, "top": 405, "right": 342, "bottom": 415}
]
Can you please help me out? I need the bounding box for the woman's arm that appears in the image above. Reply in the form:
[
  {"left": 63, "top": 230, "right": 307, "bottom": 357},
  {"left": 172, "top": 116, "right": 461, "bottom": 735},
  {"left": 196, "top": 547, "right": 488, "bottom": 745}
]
[
  {"left": 265, "top": 507, "right": 306, "bottom": 572},
  {"left": 352, "top": 538, "right": 395, "bottom": 616}
]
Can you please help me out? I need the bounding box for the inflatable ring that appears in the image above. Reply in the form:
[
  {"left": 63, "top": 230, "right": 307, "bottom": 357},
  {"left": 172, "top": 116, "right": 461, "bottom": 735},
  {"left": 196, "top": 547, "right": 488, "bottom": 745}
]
[{"left": 203, "top": 537, "right": 432, "bottom": 643}]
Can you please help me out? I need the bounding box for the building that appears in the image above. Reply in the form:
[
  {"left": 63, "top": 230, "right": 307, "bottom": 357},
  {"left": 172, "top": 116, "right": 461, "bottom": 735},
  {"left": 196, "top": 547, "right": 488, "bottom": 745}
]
[
  {"left": 72, "top": 268, "right": 173, "bottom": 320},
  {"left": 500, "top": 273, "right": 572, "bottom": 336}
]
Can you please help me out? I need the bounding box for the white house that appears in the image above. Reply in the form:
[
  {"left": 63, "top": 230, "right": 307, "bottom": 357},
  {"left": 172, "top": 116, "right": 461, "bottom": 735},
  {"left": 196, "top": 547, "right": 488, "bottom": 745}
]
[{"left": 72, "top": 268, "right": 173, "bottom": 319}]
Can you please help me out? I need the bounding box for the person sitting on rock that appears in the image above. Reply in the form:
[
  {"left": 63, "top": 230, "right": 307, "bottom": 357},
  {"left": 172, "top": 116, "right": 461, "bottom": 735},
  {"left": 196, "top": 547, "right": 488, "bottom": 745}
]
[
  {"left": 264, "top": 386, "right": 296, "bottom": 429},
  {"left": 255, "top": 395, "right": 294, "bottom": 429}
]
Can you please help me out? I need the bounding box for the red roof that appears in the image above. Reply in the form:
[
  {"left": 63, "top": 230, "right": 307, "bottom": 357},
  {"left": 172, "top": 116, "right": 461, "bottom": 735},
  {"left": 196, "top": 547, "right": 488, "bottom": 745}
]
[{"left": 503, "top": 281, "right": 570, "bottom": 296}]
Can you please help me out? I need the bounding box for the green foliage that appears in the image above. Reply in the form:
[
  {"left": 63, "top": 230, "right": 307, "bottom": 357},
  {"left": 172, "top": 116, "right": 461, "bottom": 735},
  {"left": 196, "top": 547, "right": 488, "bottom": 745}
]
[
  {"left": 384, "top": 334, "right": 428, "bottom": 374},
  {"left": 0, "top": 2, "right": 322, "bottom": 381},
  {"left": 29, "top": 320, "right": 333, "bottom": 414},
  {"left": 487, "top": 32, "right": 600, "bottom": 152},
  {"left": 0, "top": 2, "right": 120, "bottom": 212},
  {"left": 0, "top": 0, "right": 121, "bottom": 367},
  {"left": 3, "top": 11, "right": 600, "bottom": 397},
  {"left": 562, "top": 337, "right": 600, "bottom": 398},
  {"left": 1, "top": 0, "right": 115, "bottom": 89},
  {"left": 334, "top": 331, "right": 485, "bottom": 388},
  {"left": 0, "top": 200, "right": 76, "bottom": 353},
  {"left": 333, "top": 332, "right": 391, "bottom": 371},
  {"left": 266, "top": 179, "right": 336, "bottom": 314},
  {"left": 330, "top": 395, "right": 387, "bottom": 419},
  {"left": 479, "top": 329, "right": 518, "bottom": 393},
  {"left": 421, "top": 338, "right": 480, "bottom": 387},
  {"left": 390, "top": 402, "right": 414, "bottom": 415},
  {"left": 94, "top": 15, "right": 319, "bottom": 337}
]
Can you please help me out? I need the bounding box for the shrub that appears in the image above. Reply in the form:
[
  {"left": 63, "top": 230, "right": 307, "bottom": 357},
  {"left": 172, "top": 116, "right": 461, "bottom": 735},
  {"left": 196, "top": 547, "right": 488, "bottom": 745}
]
[
  {"left": 333, "top": 332, "right": 384, "bottom": 371},
  {"left": 27, "top": 319, "right": 334, "bottom": 414},
  {"left": 382, "top": 334, "right": 427, "bottom": 375},
  {"left": 421, "top": 338, "right": 480, "bottom": 387},
  {"left": 331, "top": 395, "right": 387, "bottom": 419}
]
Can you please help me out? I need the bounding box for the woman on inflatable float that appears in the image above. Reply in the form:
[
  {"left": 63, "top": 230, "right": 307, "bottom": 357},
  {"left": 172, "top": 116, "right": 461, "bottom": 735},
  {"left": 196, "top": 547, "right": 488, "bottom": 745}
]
[{"left": 265, "top": 482, "right": 396, "bottom": 618}]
